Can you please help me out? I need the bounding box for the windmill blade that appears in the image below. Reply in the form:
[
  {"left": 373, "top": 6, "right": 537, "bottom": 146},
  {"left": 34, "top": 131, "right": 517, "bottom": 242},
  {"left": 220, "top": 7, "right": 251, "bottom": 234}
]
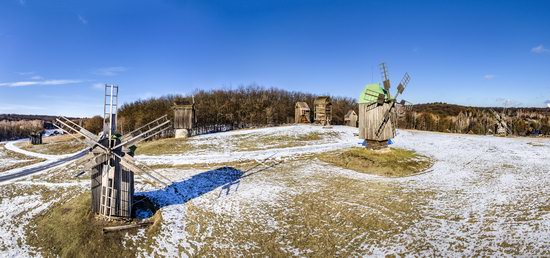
[
  {"left": 114, "top": 152, "right": 171, "bottom": 187},
  {"left": 395, "top": 73, "right": 411, "bottom": 97},
  {"left": 375, "top": 100, "right": 397, "bottom": 137},
  {"left": 65, "top": 152, "right": 109, "bottom": 177},
  {"left": 53, "top": 117, "right": 111, "bottom": 154},
  {"left": 120, "top": 115, "right": 168, "bottom": 142},
  {"left": 59, "top": 152, "right": 96, "bottom": 174},
  {"left": 56, "top": 116, "right": 99, "bottom": 143},
  {"left": 380, "top": 62, "right": 391, "bottom": 91},
  {"left": 54, "top": 121, "right": 111, "bottom": 154},
  {"left": 114, "top": 116, "right": 171, "bottom": 149},
  {"left": 81, "top": 153, "right": 110, "bottom": 172}
]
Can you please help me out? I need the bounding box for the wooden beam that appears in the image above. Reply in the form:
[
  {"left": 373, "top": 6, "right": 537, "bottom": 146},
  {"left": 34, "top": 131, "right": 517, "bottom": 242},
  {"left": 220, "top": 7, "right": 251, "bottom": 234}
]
[{"left": 102, "top": 221, "right": 153, "bottom": 234}]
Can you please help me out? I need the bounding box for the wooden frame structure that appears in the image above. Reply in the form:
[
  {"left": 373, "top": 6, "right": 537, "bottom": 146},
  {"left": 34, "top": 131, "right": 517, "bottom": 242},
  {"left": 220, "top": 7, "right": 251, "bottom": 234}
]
[
  {"left": 313, "top": 97, "right": 332, "bottom": 126},
  {"left": 295, "top": 102, "right": 311, "bottom": 124}
]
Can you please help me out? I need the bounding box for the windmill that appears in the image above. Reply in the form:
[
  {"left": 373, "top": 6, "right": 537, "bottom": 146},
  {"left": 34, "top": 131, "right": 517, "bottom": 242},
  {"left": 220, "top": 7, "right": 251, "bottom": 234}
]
[
  {"left": 358, "top": 63, "right": 411, "bottom": 148},
  {"left": 489, "top": 108, "right": 512, "bottom": 135},
  {"left": 54, "top": 85, "right": 172, "bottom": 219}
]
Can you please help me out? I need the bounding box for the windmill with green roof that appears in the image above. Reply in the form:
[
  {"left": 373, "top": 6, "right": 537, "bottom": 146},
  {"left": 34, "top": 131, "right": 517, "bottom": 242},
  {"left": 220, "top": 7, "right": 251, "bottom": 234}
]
[{"left": 358, "top": 63, "right": 411, "bottom": 148}]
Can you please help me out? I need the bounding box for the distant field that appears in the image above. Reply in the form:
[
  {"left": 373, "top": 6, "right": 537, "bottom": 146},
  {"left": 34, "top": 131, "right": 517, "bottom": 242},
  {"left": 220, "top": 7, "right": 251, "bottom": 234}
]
[{"left": 15, "top": 134, "right": 86, "bottom": 155}]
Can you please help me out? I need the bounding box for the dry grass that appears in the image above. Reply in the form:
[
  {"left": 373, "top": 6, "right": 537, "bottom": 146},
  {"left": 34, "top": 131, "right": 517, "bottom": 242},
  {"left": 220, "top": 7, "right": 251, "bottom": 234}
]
[
  {"left": 319, "top": 147, "right": 432, "bottom": 177},
  {"left": 180, "top": 162, "right": 434, "bottom": 256},
  {"left": 135, "top": 138, "right": 207, "bottom": 155},
  {"left": 16, "top": 134, "right": 86, "bottom": 155},
  {"left": 26, "top": 193, "right": 160, "bottom": 257},
  {"left": 136, "top": 131, "right": 335, "bottom": 155},
  {"left": 235, "top": 131, "right": 336, "bottom": 151}
]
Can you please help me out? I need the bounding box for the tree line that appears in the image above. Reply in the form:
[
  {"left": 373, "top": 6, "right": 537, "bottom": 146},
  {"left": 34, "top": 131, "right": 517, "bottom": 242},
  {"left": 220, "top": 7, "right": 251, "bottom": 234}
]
[
  {"left": 0, "top": 120, "right": 43, "bottom": 141},
  {"left": 397, "top": 103, "right": 550, "bottom": 136},
  {"left": 116, "top": 85, "right": 357, "bottom": 134}
]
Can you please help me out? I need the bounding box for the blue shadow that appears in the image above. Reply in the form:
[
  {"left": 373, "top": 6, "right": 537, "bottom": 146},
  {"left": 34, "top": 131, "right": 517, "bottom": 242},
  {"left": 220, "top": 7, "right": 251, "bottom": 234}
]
[{"left": 134, "top": 166, "right": 244, "bottom": 218}]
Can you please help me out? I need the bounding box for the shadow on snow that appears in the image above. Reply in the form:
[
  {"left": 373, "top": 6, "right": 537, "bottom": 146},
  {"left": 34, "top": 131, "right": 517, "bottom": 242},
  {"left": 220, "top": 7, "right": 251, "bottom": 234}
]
[
  {"left": 134, "top": 166, "right": 243, "bottom": 218},
  {"left": 133, "top": 156, "right": 283, "bottom": 219}
]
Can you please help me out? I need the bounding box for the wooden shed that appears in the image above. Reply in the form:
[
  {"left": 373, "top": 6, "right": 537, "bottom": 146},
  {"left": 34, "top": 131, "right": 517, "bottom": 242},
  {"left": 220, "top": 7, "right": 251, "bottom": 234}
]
[
  {"left": 295, "top": 102, "right": 311, "bottom": 124},
  {"left": 173, "top": 99, "right": 195, "bottom": 138},
  {"left": 29, "top": 131, "right": 43, "bottom": 145},
  {"left": 344, "top": 110, "right": 358, "bottom": 127},
  {"left": 313, "top": 96, "right": 332, "bottom": 126}
]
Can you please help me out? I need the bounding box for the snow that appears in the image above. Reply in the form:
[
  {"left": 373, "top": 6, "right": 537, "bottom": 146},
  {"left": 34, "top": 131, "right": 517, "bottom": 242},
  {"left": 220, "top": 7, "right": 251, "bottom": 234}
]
[
  {"left": 5, "top": 139, "right": 75, "bottom": 160},
  {"left": 0, "top": 139, "right": 84, "bottom": 180},
  {"left": 0, "top": 145, "right": 32, "bottom": 171},
  {"left": 1, "top": 125, "right": 549, "bottom": 256},
  {"left": 137, "top": 125, "right": 359, "bottom": 165}
]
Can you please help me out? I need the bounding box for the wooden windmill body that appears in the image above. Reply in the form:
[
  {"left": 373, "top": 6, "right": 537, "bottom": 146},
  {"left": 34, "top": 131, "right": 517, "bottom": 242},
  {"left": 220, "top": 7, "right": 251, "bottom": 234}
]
[
  {"left": 313, "top": 97, "right": 332, "bottom": 126},
  {"left": 295, "top": 102, "right": 311, "bottom": 123},
  {"left": 358, "top": 63, "right": 410, "bottom": 148},
  {"left": 55, "top": 85, "right": 172, "bottom": 219},
  {"left": 490, "top": 109, "right": 512, "bottom": 136}
]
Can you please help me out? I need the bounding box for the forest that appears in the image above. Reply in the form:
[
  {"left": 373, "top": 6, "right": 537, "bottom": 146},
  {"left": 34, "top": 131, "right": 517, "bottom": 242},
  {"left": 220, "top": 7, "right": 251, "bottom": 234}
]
[
  {"left": 0, "top": 120, "right": 43, "bottom": 142},
  {"left": 399, "top": 103, "right": 550, "bottom": 136},
  {"left": 2, "top": 86, "right": 549, "bottom": 141},
  {"left": 115, "top": 85, "right": 356, "bottom": 134}
]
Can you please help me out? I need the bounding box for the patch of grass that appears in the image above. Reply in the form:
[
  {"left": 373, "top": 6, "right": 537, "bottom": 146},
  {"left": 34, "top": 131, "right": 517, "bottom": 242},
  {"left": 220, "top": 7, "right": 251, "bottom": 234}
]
[
  {"left": 26, "top": 193, "right": 159, "bottom": 257},
  {"left": 135, "top": 137, "right": 207, "bottom": 155},
  {"left": 180, "top": 163, "right": 434, "bottom": 256},
  {"left": 16, "top": 134, "right": 86, "bottom": 155},
  {"left": 235, "top": 131, "right": 336, "bottom": 151},
  {"left": 319, "top": 147, "right": 432, "bottom": 177}
]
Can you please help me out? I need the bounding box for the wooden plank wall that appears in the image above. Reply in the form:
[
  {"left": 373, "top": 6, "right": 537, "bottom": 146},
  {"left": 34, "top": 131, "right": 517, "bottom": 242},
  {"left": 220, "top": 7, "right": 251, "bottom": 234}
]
[
  {"left": 359, "top": 103, "right": 394, "bottom": 141},
  {"left": 295, "top": 107, "right": 310, "bottom": 123},
  {"left": 314, "top": 104, "right": 331, "bottom": 124},
  {"left": 174, "top": 105, "right": 195, "bottom": 129},
  {"left": 91, "top": 165, "right": 102, "bottom": 213},
  {"left": 346, "top": 114, "right": 358, "bottom": 127}
]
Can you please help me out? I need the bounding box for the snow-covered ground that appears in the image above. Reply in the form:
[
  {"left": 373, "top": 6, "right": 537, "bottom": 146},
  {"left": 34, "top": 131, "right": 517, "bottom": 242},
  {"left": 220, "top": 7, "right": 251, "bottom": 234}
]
[
  {"left": 0, "top": 143, "right": 33, "bottom": 171},
  {"left": 1, "top": 125, "right": 549, "bottom": 256},
  {"left": 137, "top": 124, "right": 360, "bottom": 165}
]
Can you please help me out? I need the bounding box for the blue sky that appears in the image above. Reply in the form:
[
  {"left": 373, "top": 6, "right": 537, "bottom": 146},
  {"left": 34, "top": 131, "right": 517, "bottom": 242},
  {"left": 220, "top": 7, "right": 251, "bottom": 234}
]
[{"left": 1, "top": 0, "right": 549, "bottom": 116}]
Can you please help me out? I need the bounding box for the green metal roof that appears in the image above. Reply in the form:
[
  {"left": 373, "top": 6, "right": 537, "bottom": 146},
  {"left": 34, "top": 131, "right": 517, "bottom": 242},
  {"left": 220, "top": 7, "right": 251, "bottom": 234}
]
[{"left": 358, "top": 83, "right": 389, "bottom": 104}]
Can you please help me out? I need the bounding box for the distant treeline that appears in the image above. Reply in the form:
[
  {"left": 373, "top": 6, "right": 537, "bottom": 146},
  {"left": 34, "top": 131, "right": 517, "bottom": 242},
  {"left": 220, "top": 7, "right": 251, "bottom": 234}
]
[
  {"left": 117, "top": 85, "right": 357, "bottom": 134},
  {"left": 398, "top": 103, "right": 550, "bottom": 136},
  {"left": 3, "top": 93, "right": 549, "bottom": 141}
]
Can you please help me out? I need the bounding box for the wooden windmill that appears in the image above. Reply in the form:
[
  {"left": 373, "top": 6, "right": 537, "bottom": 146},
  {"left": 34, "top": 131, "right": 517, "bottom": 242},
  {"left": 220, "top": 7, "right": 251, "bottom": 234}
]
[
  {"left": 54, "top": 85, "right": 172, "bottom": 219},
  {"left": 489, "top": 108, "right": 512, "bottom": 135},
  {"left": 358, "top": 63, "right": 410, "bottom": 148}
]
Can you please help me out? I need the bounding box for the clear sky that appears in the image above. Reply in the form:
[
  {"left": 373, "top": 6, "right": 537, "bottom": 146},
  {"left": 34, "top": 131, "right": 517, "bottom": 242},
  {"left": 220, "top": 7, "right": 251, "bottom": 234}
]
[{"left": 1, "top": 0, "right": 549, "bottom": 117}]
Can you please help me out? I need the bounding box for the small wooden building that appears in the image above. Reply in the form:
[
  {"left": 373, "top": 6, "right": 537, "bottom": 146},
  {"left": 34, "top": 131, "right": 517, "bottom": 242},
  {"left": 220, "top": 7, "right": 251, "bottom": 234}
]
[
  {"left": 344, "top": 110, "right": 358, "bottom": 127},
  {"left": 313, "top": 96, "right": 332, "bottom": 126},
  {"left": 173, "top": 99, "right": 196, "bottom": 138},
  {"left": 358, "top": 84, "right": 395, "bottom": 146},
  {"left": 30, "top": 131, "right": 43, "bottom": 145},
  {"left": 295, "top": 102, "right": 311, "bottom": 124}
]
